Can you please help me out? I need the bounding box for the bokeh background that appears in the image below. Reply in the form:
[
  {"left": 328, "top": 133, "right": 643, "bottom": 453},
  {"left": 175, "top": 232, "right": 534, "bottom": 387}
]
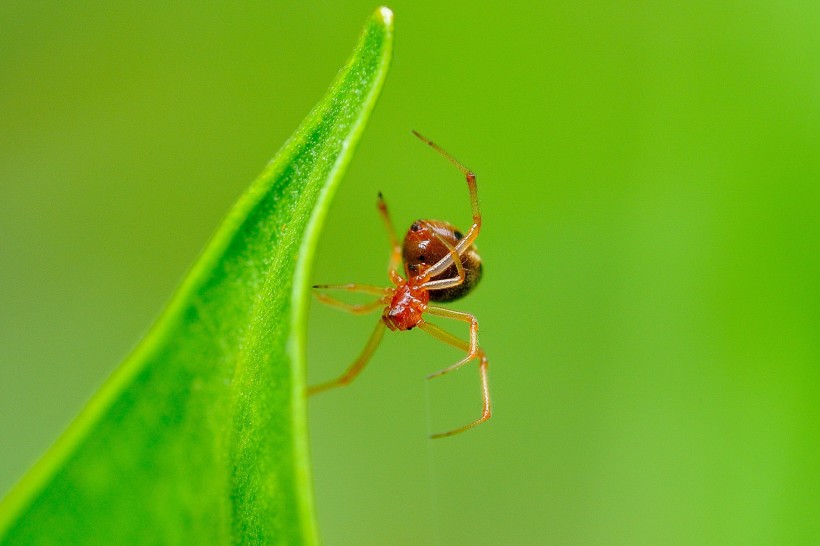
[{"left": 2, "top": 2, "right": 819, "bottom": 544}]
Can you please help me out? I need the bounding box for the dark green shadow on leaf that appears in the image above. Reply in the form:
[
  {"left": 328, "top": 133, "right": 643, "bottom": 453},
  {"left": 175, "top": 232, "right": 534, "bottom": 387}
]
[{"left": 0, "top": 7, "right": 393, "bottom": 545}]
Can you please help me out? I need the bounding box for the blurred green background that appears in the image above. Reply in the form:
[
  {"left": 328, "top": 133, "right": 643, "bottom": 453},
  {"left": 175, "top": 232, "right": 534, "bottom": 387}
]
[{"left": 2, "top": 2, "right": 819, "bottom": 544}]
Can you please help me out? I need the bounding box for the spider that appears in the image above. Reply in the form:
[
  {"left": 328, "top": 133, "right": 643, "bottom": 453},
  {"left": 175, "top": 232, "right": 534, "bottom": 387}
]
[{"left": 310, "top": 131, "right": 491, "bottom": 439}]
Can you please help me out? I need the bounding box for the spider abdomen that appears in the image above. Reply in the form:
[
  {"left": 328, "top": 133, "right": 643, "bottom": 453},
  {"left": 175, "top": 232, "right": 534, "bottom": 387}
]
[{"left": 402, "top": 219, "right": 483, "bottom": 302}]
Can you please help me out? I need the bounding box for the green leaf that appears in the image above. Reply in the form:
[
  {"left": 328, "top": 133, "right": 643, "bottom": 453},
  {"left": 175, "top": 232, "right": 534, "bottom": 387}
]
[{"left": 0, "top": 7, "right": 393, "bottom": 545}]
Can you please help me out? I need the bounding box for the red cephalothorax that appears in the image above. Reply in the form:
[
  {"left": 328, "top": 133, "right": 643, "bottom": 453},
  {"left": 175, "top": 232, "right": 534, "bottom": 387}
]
[
  {"left": 310, "top": 131, "right": 491, "bottom": 439},
  {"left": 382, "top": 280, "right": 430, "bottom": 331}
]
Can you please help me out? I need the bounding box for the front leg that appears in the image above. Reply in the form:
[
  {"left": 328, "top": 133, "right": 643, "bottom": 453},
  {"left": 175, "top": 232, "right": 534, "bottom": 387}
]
[
  {"left": 430, "top": 356, "right": 491, "bottom": 439},
  {"left": 422, "top": 307, "right": 479, "bottom": 378},
  {"left": 308, "top": 320, "right": 387, "bottom": 395}
]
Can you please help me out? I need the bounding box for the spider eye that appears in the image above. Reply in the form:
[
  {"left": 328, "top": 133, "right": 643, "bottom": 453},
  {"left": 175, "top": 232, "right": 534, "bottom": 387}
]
[
  {"left": 411, "top": 222, "right": 420, "bottom": 232},
  {"left": 418, "top": 255, "right": 426, "bottom": 262},
  {"left": 454, "top": 230, "right": 463, "bottom": 240}
]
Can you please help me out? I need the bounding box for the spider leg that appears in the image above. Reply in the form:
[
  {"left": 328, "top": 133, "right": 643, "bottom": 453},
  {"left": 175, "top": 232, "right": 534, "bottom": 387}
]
[
  {"left": 313, "top": 292, "right": 387, "bottom": 315},
  {"left": 431, "top": 356, "right": 490, "bottom": 439},
  {"left": 308, "top": 320, "right": 387, "bottom": 395},
  {"left": 419, "top": 308, "right": 480, "bottom": 378},
  {"left": 377, "top": 192, "right": 404, "bottom": 285},
  {"left": 312, "top": 283, "right": 390, "bottom": 296},
  {"left": 417, "top": 318, "right": 491, "bottom": 439},
  {"left": 412, "top": 131, "right": 482, "bottom": 282}
]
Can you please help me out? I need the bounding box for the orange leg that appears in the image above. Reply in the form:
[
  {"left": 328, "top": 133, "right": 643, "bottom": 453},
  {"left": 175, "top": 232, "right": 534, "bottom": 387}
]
[
  {"left": 312, "top": 283, "right": 390, "bottom": 296},
  {"left": 412, "top": 131, "right": 482, "bottom": 281},
  {"left": 377, "top": 192, "right": 403, "bottom": 284},
  {"left": 417, "top": 318, "right": 492, "bottom": 438},
  {"left": 422, "top": 307, "right": 479, "bottom": 377},
  {"left": 431, "top": 357, "right": 490, "bottom": 439},
  {"left": 313, "top": 292, "right": 387, "bottom": 315},
  {"left": 308, "top": 320, "right": 387, "bottom": 395}
]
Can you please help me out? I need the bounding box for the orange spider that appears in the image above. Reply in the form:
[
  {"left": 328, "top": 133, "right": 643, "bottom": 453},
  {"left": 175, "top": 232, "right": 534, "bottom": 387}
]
[{"left": 310, "top": 131, "right": 491, "bottom": 438}]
